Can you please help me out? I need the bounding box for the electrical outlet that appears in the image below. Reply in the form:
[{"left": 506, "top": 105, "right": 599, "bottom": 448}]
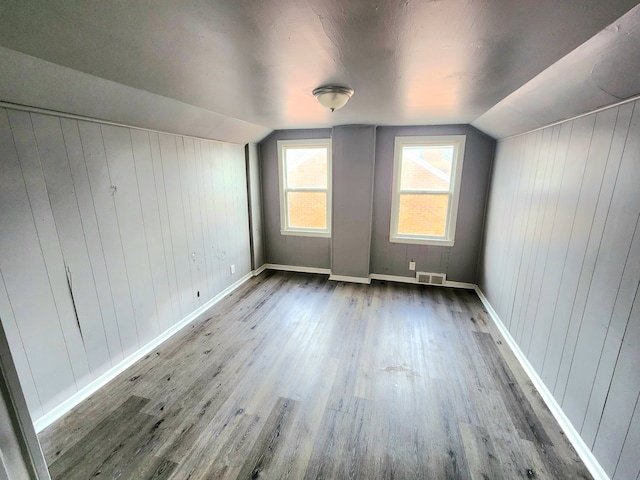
[
  {"left": 409, "top": 261, "right": 416, "bottom": 271},
  {"left": 230, "top": 264, "right": 236, "bottom": 275}
]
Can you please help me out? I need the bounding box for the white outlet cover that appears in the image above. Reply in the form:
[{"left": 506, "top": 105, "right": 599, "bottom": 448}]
[
  {"left": 230, "top": 264, "right": 236, "bottom": 274},
  {"left": 409, "top": 261, "right": 416, "bottom": 271}
]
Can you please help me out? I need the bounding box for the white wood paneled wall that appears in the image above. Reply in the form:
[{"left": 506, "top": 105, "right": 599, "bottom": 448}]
[
  {"left": 0, "top": 107, "right": 251, "bottom": 422},
  {"left": 480, "top": 100, "right": 640, "bottom": 479}
]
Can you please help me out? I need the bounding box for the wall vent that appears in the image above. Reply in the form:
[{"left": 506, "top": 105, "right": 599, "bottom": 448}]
[{"left": 416, "top": 272, "right": 446, "bottom": 286}]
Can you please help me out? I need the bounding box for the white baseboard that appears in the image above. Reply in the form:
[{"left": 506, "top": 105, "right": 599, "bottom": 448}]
[
  {"left": 33, "top": 272, "right": 253, "bottom": 433},
  {"left": 252, "top": 264, "right": 267, "bottom": 276},
  {"left": 329, "top": 274, "right": 371, "bottom": 284},
  {"left": 444, "top": 280, "right": 476, "bottom": 289},
  {"left": 264, "top": 263, "right": 331, "bottom": 275},
  {"left": 369, "top": 273, "right": 419, "bottom": 284},
  {"left": 369, "top": 273, "right": 475, "bottom": 290},
  {"left": 474, "top": 286, "right": 609, "bottom": 480}
]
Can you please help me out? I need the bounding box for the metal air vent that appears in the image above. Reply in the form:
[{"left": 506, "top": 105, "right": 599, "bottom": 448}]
[{"left": 416, "top": 272, "right": 446, "bottom": 286}]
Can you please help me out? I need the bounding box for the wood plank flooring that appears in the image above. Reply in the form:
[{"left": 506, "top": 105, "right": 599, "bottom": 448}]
[{"left": 38, "top": 271, "right": 592, "bottom": 479}]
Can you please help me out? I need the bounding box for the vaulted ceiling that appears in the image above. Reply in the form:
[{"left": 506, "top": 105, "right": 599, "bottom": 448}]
[{"left": 0, "top": 0, "right": 639, "bottom": 143}]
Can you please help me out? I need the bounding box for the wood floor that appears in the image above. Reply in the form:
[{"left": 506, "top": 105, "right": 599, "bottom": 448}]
[{"left": 38, "top": 271, "right": 592, "bottom": 479}]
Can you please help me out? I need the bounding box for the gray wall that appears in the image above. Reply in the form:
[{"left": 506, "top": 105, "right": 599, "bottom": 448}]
[
  {"left": 331, "top": 125, "right": 376, "bottom": 279},
  {"left": 0, "top": 107, "right": 251, "bottom": 422},
  {"left": 246, "top": 143, "right": 265, "bottom": 270},
  {"left": 371, "top": 125, "right": 494, "bottom": 283},
  {"left": 479, "top": 100, "right": 640, "bottom": 479},
  {"left": 260, "top": 125, "right": 494, "bottom": 282},
  {"left": 260, "top": 129, "right": 333, "bottom": 269}
]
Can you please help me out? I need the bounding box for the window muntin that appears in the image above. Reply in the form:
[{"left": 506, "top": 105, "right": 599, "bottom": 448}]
[
  {"left": 390, "top": 135, "right": 466, "bottom": 246},
  {"left": 277, "top": 139, "right": 331, "bottom": 237}
]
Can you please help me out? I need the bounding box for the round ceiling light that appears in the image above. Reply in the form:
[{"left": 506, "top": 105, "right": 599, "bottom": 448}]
[{"left": 312, "top": 85, "right": 354, "bottom": 112}]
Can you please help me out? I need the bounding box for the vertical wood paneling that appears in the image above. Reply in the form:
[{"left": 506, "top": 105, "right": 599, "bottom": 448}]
[
  {"left": 480, "top": 137, "right": 515, "bottom": 313},
  {"left": 102, "top": 124, "right": 159, "bottom": 346},
  {"left": 510, "top": 131, "right": 544, "bottom": 343},
  {"left": 228, "top": 143, "right": 242, "bottom": 278},
  {"left": 148, "top": 132, "right": 181, "bottom": 326},
  {"left": 182, "top": 137, "right": 208, "bottom": 306},
  {"left": 10, "top": 111, "right": 93, "bottom": 393},
  {"left": 215, "top": 142, "right": 232, "bottom": 289},
  {"left": 209, "top": 142, "right": 227, "bottom": 291},
  {"left": 60, "top": 118, "right": 125, "bottom": 364},
  {"left": 533, "top": 109, "right": 617, "bottom": 381},
  {"left": 535, "top": 116, "right": 594, "bottom": 367},
  {"left": 583, "top": 218, "right": 640, "bottom": 445},
  {"left": 31, "top": 113, "right": 112, "bottom": 381},
  {"left": 0, "top": 109, "right": 76, "bottom": 412},
  {"left": 591, "top": 284, "right": 640, "bottom": 478},
  {"left": 562, "top": 104, "right": 640, "bottom": 429},
  {"left": 130, "top": 129, "right": 174, "bottom": 333},
  {"left": 231, "top": 145, "right": 243, "bottom": 274},
  {"left": 496, "top": 135, "right": 527, "bottom": 326},
  {"left": 0, "top": 106, "right": 253, "bottom": 422},
  {"left": 544, "top": 104, "right": 634, "bottom": 391},
  {"left": 200, "top": 141, "right": 221, "bottom": 294},
  {"left": 193, "top": 140, "right": 213, "bottom": 300},
  {"left": 158, "top": 134, "right": 193, "bottom": 317},
  {"left": 511, "top": 130, "right": 550, "bottom": 344},
  {"left": 0, "top": 272, "right": 42, "bottom": 418},
  {"left": 227, "top": 143, "right": 242, "bottom": 281},
  {"left": 480, "top": 99, "right": 640, "bottom": 479},
  {"left": 79, "top": 121, "right": 140, "bottom": 357},
  {"left": 519, "top": 126, "right": 561, "bottom": 354},
  {"left": 521, "top": 120, "right": 572, "bottom": 371}
]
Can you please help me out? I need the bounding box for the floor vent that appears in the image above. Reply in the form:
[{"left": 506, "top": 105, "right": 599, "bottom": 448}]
[{"left": 416, "top": 272, "right": 446, "bottom": 286}]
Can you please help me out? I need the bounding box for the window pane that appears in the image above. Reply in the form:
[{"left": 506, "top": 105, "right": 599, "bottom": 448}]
[
  {"left": 400, "top": 145, "right": 453, "bottom": 191},
  {"left": 285, "top": 147, "right": 327, "bottom": 188},
  {"left": 398, "top": 193, "right": 448, "bottom": 236},
  {"left": 287, "top": 191, "right": 327, "bottom": 229}
]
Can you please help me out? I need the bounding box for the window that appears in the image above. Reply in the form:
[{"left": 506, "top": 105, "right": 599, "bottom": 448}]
[
  {"left": 390, "top": 135, "right": 466, "bottom": 246},
  {"left": 277, "top": 138, "right": 332, "bottom": 237}
]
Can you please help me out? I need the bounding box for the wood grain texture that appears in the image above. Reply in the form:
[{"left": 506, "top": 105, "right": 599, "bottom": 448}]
[{"left": 39, "top": 272, "right": 591, "bottom": 479}]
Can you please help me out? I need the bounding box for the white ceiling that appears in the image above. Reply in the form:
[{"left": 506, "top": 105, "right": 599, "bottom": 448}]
[{"left": 0, "top": 0, "right": 639, "bottom": 143}]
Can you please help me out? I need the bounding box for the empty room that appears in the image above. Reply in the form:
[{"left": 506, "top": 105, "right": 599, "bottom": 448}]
[{"left": 0, "top": 1, "right": 639, "bottom": 479}]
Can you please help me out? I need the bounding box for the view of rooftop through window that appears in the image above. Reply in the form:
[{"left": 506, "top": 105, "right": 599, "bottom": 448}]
[
  {"left": 282, "top": 145, "right": 329, "bottom": 231},
  {"left": 398, "top": 145, "right": 454, "bottom": 236}
]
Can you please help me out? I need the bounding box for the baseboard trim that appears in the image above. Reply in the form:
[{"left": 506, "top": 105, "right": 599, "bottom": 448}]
[
  {"left": 252, "top": 264, "right": 267, "bottom": 276},
  {"left": 33, "top": 272, "right": 253, "bottom": 433},
  {"left": 369, "top": 273, "right": 475, "bottom": 290},
  {"left": 329, "top": 275, "right": 371, "bottom": 284},
  {"left": 264, "top": 264, "right": 331, "bottom": 275},
  {"left": 369, "top": 273, "right": 418, "bottom": 284},
  {"left": 474, "top": 286, "right": 609, "bottom": 480},
  {"left": 444, "top": 280, "right": 476, "bottom": 289}
]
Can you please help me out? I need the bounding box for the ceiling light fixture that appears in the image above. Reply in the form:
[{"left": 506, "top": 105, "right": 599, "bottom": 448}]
[{"left": 313, "top": 85, "right": 354, "bottom": 112}]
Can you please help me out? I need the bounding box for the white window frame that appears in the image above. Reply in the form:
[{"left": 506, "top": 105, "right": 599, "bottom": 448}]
[
  {"left": 277, "top": 138, "right": 332, "bottom": 237},
  {"left": 390, "top": 135, "right": 466, "bottom": 247}
]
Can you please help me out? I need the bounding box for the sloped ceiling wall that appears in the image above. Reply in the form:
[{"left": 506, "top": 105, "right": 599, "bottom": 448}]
[
  {"left": 473, "top": 5, "right": 640, "bottom": 138},
  {"left": 0, "top": 47, "right": 271, "bottom": 144}
]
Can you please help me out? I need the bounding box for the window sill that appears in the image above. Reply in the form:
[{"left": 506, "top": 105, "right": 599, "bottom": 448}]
[
  {"left": 281, "top": 230, "right": 331, "bottom": 238},
  {"left": 390, "top": 236, "right": 454, "bottom": 247}
]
